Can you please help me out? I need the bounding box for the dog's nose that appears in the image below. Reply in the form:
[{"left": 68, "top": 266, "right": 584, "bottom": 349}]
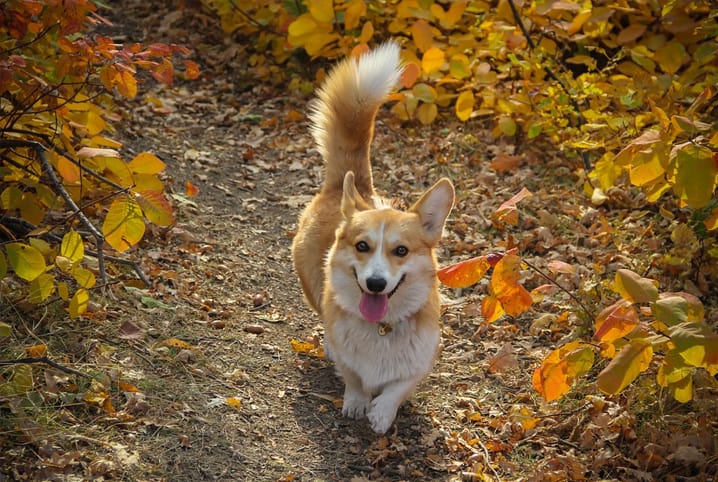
[{"left": 366, "top": 277, "right": 387, "bottom": 293}]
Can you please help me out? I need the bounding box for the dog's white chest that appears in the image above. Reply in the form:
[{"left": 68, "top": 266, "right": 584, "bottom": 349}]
[{"left": 327, "top": 316, "right": 439, "bottom": 394}]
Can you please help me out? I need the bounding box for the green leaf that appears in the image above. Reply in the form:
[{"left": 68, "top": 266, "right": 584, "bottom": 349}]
[
  {"left": 0, "top": 250, "right": 6, "bottom": 279},
  {"left": 0, "top": 321, "right": 11, "bottom": 337},
  {"left": 613, "top": 269, "right": 658, "bottom": 303},
  {"left": 6, "top": 243, "right": 46, "bottom": 281},
  {"left": 597, "top": 338, "right": 653, "bottom": 395},
  {"left": 0, "top": 365, "right": 33, "bottom": 396}
]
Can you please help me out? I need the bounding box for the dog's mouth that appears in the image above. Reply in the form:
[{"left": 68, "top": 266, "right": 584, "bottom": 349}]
[{"left": 354, "top": 270, "right": 406, "bottom": 323}]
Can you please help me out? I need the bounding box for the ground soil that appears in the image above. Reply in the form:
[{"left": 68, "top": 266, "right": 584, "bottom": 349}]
[{"left": 2, "top": 1, "right": 717, "bottom": 481}]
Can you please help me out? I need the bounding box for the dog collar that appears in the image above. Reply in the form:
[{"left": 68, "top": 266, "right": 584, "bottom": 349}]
[{"left": 377, "top": 318, "right": 404, "bottom": 336}]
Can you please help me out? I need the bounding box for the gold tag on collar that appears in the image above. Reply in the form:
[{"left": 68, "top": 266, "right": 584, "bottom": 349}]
[{"left": 378, "top": 322, "right": 392, "bottom": 336}]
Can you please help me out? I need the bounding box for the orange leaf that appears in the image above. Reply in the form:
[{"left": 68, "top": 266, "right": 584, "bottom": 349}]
[
  {"left": 489, "top": 153, "right": 521, "bottom": 173},
  {"left": 532, "top": 341, "right": 595, "bottom": 401},
  {"left": 186, "top": 181, "right": 200, "bottom": 197},
  {"left": 401, "top": 62, "right": 420, "bottom": 88},
  {"left": 117, "top": 70, "right": 138, "bottom": 98},
  {"left": 411, "top": 19, "right": 433, "bottom": 52},
  {"left": 183, "top": 60, "right": 200, "bottom": 80},
  {"left": 593, "top": 299, "right": 639, "bottom": 343},
  {"left": 134, "top": 190, "right": 175, "bottom": 226},
  {"left": 26, "top": 344, "right": 47, "bottom": 357},
  {"left": 437, "top": 256, "right": 490, "bottom": 288},
  {"left": 547, "top": 260, "right": 576, "bottom": 275},
  {"left": 492, "top": 187, "right": 533, "bottom": 227},
  {"left": 491, "top": 253, "right": 532, "bottom": 317},
  {"left": 56, "top": 155, "right": 81, "bottom": 183},
  {"left": 118, "top": 381, "right": 139, "bottom": 392}
]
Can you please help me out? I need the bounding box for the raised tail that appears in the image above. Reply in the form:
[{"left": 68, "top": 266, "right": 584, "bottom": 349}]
[{"left": 310, "top": 42, "right": 403, "bottom": 197}]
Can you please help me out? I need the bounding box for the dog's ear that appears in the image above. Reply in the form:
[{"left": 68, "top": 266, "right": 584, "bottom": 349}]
[
  {"left": 410, "top": 178, "right": 454, "bottom": 245},
  {"left": 341, "top": 171, "right": 371, "bottom": 218}
]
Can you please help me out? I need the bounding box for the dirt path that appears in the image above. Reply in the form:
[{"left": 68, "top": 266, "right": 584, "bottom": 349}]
[{"left": 114, "top": 77, "right": 500, "bottom": 480}]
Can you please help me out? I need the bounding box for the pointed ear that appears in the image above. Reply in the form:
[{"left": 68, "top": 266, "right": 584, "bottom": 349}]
[
  {"left": 341, "top": 171, "right": 371, "bottom": 219},
  {"left": 410, "top": 178, "right": 454, "bottom": 245}
]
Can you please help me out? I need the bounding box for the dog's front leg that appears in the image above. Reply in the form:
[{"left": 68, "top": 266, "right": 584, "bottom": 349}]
[
  {"left": 339, "top": 367, "right": 372, "bottom": 419},
  {"left": 367, "top": 377, "right": 419, "bottom": 434}
]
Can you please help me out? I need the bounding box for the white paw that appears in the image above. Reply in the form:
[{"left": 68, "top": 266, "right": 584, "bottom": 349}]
[
  {"left": 367, "top": 397, "right": 399, "bottom": 434},
  {"left": 342, "top": 393, "right": 371, "bottom": 419}
]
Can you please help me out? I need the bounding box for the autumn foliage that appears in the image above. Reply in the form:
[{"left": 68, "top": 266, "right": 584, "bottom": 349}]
[{"left": 0, "top": 1, "right": 198, "bottom": 316}]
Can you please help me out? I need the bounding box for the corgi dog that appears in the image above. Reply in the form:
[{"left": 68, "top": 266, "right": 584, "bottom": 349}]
[{"left": 291, "top": 42, "right": 454, "bottom": 434}]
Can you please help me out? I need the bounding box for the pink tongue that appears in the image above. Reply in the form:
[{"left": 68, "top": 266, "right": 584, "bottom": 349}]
[{"left": 359, "top": 293, "right": 389, "bottom": 323}]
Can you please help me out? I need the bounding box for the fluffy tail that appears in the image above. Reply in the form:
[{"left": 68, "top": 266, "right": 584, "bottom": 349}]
[{"left": 310, "top": 42, "right": 403, "bottom": 197}]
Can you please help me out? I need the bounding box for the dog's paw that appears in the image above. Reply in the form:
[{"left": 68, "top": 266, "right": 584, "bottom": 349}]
[
  {"left": 342, "top": 393, "right": 371, "bottom": 419},
  {"left": 367, "top": 397, "right": 399, "bottom": 434}
]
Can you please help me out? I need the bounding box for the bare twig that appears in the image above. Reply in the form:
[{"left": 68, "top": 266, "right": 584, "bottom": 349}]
[
  {"left": 0, "top": 356, "right": 90, "bottom": 378},
  {"left": 521, "top": 257, "right": 595, "bottom": 324}
]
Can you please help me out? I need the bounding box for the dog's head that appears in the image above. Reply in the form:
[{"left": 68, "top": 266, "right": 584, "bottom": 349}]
[{"left": 326, "top": 171, "right": 454, "bottom": 323}]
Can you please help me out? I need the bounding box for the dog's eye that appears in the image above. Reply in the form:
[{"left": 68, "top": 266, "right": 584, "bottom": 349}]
[
  {"left": 355, "top": 241, "right": 370, "bottom": 253},
  {"left": 393, "top": 245, "right": 409, "bottom": 257}
]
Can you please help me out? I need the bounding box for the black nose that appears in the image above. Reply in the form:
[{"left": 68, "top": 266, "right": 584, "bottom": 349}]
[{"left": 366, "top": 277, "right": 387, "bottom": 293}]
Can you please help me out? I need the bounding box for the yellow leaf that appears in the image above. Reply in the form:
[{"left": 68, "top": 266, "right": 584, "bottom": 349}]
[
  {"left": 128, "top": 152, "right": 166, "bottom": 174},
  {"left": 455, "top": 90, "right": 474, "bottom": 121},
  {"left": 61, "top": 230, "right": 84, "bottom": 264},
  {"left": 449, "top": 53, "right": 470, "bottom": 79},
  {"left": 416, "top": 102, "right": 437, "bottom": 125},
  {"left": 309, "top": 0, "right": 334, "bottom": 23},
  {"left": 654, "top": 40, "right": 686, "bottom": 75},
  {"left": 673, "top": 144, "right": 717, "bottom": 208},
  {"left": 421, "top": 47, "right": 444, "bottom": 75},
  {"left": 56, "top": 155, "right": 81, "bottom": 183},
  {"left": 226, "top": 397, "right": 242, "bottom": 410},
  {"left": 290, "top": 339, "right": 324, "bottom": 358},
  {"left": 28, "top": 273, "right": 55, "bottom": 303},
  {"left": 344, "top": 0, "right": 366, "bottom": 30},
  {"left": 412, "top": 83, "right": 436, "bottom": 102},
  {"left": 481, "top": 295, "right": 505, "bottom": 324},
  {"left": 498, "top": 115, "right": 517, "bottom": 136},
  {"left": 597, "top": 338, "right": 653, "bottom": 395},
  {"left": 57, "top": 281, "right": 69, "bottom": 301},
  {"left": 411, "top": 19, "right": 433, "bottom": 52},
  {"left": 134, "top": 190, "right": 175, "bottom": 227},
  {"left": 103, "top": 196, "right": 146, "bottom": 252},
  {"left": 0, "top": 251, "right": 6, "bottom": 279},
  {"left": 6, "top": 243, "right": 46, "bottom": 281},
  {"left": 72, "top": 266, "right": 96, "bottom": 289},
  {"left": 358, "top": 20, "right": 373, "bottom": 43},
  {"left": 288, "top": 13, "right": 319, "bottom": 37},
  {"left": 670, "top": 322, "right": 718, "bottom": 376},
  {"left": 69, "top": 288, "right": 89, "bottom": 318},
  {"left": 444, "top": 0, "right": 467, "bottom": 28},
  {"left": 613, "top": 269, "right": 658, "bottom": 303}
]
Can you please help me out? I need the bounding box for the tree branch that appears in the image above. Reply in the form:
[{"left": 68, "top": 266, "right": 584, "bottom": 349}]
[{"left": 0, "top": 356, "right": 90, "bottom": 378}]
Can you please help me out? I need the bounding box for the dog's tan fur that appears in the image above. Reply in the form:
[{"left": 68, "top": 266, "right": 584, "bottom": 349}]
[{"left": 292, "top": 42, "right": 454, "bottom": 433}]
